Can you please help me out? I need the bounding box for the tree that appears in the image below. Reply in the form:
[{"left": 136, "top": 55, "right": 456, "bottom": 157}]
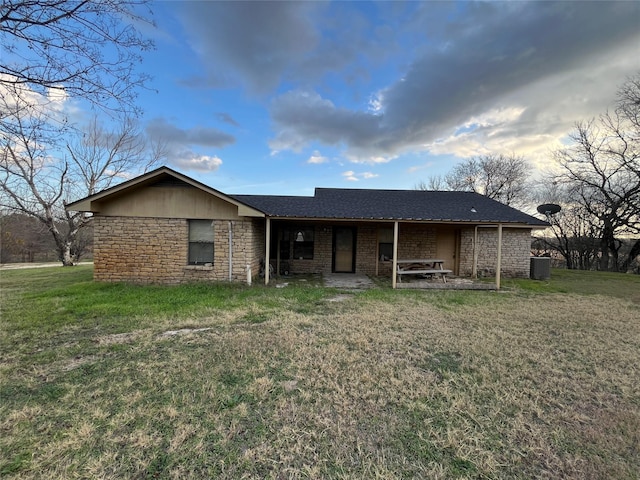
[
  {"left": 553, "top": 75, "right": 640, "bottom": 271},
  {"left": 533, "top": 183, "right": 600, "bottom": 270},
  {"left": 0, "top": 91, "right": 163, "bottom": 265},
  {"left": 417, "top": 154, "right": 531, "bottom": 207},
  {"left": 0, "top": 0, "right": 159, "bottom": 265},
  {"left": 1, "top": 0, "right": 154, "bottom": 118}
]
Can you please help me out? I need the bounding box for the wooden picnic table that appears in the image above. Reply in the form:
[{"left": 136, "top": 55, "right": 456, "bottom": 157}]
[{"left": 396, "top": 259, "right": 453, "bottom": 283}]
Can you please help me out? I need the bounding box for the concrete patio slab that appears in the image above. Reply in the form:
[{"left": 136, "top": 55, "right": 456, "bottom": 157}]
[{"left": 323, "top": 273, "right": 375, "bottom": 289}]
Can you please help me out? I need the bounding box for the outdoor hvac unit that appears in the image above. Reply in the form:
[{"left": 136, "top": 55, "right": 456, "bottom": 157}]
[{"left": 530, "top": 256, "right": 551, "bottom": 280}]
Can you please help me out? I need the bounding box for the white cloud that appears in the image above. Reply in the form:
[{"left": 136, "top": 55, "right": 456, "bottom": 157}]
[
  {"left": 342, "top": 170, "right": 379, "bottom": 182},
  {"left": 342, "top": 170, "right": 358, "bottom": 181},
  {"left": 307, "top": 150, "right": 329, "bottom": 164},
  {"left": 172, "top": 153, "right": 223, "bottom": 173}
]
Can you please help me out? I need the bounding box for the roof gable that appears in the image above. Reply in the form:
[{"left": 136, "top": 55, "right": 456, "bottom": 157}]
[{"left": 66, "top": 167, "right": 264, "bottom": 218}]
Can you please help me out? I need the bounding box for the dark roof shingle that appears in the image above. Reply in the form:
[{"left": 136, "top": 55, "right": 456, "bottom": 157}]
[{"left": 232, "top": 188, "right": 547, "bottom": 226}]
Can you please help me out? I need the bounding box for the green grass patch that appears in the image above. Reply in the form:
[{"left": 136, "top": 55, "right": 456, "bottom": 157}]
[
  {"left": 1, "top": 266, "right": 639, "bottom": 478},
  {"left": 504, "top": 268, "right": 640, "bottom": 303}
]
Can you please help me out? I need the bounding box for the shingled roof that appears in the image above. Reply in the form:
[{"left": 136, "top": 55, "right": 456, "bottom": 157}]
[{"left": 231, "top": 188, "right": 548, "bottom": 226}]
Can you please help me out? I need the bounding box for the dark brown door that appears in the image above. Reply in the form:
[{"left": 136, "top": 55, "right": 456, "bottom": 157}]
[{"left": 333, "top": 227, "right": 356, "bottom": 273}]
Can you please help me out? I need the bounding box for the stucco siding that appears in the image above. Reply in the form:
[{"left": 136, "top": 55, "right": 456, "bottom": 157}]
[{"left": 95, "top": 185, "right": 244, "bottom": 220}]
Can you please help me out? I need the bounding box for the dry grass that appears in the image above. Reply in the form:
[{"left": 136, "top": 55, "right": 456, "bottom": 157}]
[{"left": 1, "top": 268, "right": 639, "bottom": 478}]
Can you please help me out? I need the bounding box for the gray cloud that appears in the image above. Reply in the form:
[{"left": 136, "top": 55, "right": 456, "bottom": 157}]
[
  {"left": 176, "top": 2, "right": 320, "bottom": 94},
  {"left": 268, "top": 2, "right": 640, "bottom": 163},
  {"left": 174, "top": 2, "right": 400, "bottom": 95},
  {"left": 217, "top": 112, "right": 239, "bottom": 127},
  {"left": 146, "top": 117, "right": 234, "bottom": 172},
  {"left": 146, "top": 117, "right": 234, "bottom": 148}
]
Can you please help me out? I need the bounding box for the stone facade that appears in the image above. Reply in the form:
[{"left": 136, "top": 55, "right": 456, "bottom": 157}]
[
  {"left": 93, "top": 216, "right": 263, "bottom": 284},
  {"left": 93, "top": 216, "right": 532, "bottom": 284},
  {"left": 458, "top": 227, "right": 532, "bottom": 278}
]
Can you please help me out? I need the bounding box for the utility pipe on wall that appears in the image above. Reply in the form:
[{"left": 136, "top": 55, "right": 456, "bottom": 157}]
[{"left": 228, "top": 221, "right": 233, "bottom": 282}]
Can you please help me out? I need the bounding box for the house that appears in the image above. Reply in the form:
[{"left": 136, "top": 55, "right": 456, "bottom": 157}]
[{"left": 66, "top": 167, "right": 548, "bottom": 288}]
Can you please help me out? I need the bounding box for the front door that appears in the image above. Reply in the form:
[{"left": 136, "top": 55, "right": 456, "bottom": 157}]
[
  {"left": 436, "top": 226, "right": 460, "bottom": 274},
  {"left": 333, "top": 227, "right": 356, "bottom": 273}
]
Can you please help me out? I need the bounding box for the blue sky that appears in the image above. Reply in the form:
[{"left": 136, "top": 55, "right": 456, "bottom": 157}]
[{"left": 127, "top": 1, "right": 639, "bottom": 195}]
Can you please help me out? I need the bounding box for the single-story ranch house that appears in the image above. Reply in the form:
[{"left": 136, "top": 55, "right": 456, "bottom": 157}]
[{"left": 66, "top": 167, "right": 548, "bottom": 288}]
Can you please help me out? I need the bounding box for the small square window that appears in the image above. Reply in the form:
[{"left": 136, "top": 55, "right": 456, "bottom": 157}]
[
  {"left": 293, "top": 227, "right": 314, "bottom": 259},
  {"left": 188, "top": 220, "right": 214, "bottom": 264}
]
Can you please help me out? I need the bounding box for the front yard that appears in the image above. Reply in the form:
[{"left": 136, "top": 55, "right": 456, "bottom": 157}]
[{"left": 1, "top": 266, "right": 638, "bottom": 478}]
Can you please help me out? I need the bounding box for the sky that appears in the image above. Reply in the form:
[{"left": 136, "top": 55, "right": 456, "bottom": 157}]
[{"left": 126, "top": 1, "right": 639, "bottom": 195}]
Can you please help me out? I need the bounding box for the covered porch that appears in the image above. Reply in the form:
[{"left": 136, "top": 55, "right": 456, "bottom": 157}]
[{"left": 262, "top": 218, "right": 519, "bottom": 289}]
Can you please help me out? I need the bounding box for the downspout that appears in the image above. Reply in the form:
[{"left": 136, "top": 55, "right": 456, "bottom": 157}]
[{"left": 228, "top": 221, "right": 233, "bottom": 282}]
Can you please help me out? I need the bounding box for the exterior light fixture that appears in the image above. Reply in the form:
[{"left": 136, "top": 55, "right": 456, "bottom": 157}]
[{"left": 295, "top": 231, "right": 305, "bottom": 242}]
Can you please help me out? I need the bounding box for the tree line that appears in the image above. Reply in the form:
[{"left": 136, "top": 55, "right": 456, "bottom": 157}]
[{"left": 417, "top": 74, "right": 640, "bottom": 273}]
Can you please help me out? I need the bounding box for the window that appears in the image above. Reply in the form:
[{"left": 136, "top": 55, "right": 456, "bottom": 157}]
[
  {"left": 293, "top": 227, "right": 314, "bottom": 259},
  {"left": 378, "top": 227, "right": 394, "bottom": 261},
  {"left": 188, "top": 220, "right": 214, "bottom": 264}
]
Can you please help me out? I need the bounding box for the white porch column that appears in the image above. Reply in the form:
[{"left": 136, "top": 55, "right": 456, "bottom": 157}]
[
  {"left": 265, "top": 217, "right": 271, "bottom": 285},
  {"left": 392, "top": 221, "right": 399, "bottom": 289},
  {"left": 496, "top": 223, "right": 503, "bottom": 290}
]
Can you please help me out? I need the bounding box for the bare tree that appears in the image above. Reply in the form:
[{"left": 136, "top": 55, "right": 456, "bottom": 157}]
[
  {"left": 553, "top": 75, "right": 640, "bottom": 271},
  {"left": 1, "top": 0, "right": 154, "bottom": 118},
  {"left": 0, "top": 0, "right": 159, "bottom": 265},
  {"left": 417, "top": 154, "right": 531, "bottom": 207},
  {"left": 533, "top": 183, "right": 601, "bottom": 270},
  {"left": 0, "top": 93, "right": 163, "bottom": 265}
]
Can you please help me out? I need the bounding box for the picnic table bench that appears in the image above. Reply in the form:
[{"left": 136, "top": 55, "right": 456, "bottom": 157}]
[{"left": 396, "top": 259, "right": 453, "bottom": 283}]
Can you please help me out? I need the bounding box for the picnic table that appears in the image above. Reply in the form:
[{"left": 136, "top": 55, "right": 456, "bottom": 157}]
[{"left": 396, "top": 259, "right": 452, "bottom": 283}]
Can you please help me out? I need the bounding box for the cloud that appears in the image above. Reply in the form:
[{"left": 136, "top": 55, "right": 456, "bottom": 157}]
[
  {"left": 172, "top": 153, "right": 223, "bottom": 173},
  {"left": 173, "top": 2, "right": 402, "bottom": 96},
  {"left": 268, "top": 2, "right": 640, "bottom": 166},
  {"left": 307, "top": 150, "right": 329, "bottom": 164},
  {"left": 342, "top": 170, "right": 358, "bottom": 182},
  {"left": 146, "top": 118, "right": 234, "bottom": 148},
  {"left": 269, "top": 90, "right": 393, "bottom": 163},
  {"left": 146, "top": 117, "right": 233, "bottom": 172},
  {"left": 342, "top": 170, "right": 378, "bottom": 182},
  {"left": 176, "top": 2, "right": 320, "bottom": 94},
  {"left": 217, "top": 112, "right": 239, "bottom": 127}
]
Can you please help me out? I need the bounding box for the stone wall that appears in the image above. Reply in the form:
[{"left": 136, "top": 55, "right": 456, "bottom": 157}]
[
  {"left": 458, "top": 227, "right": 532, "bottom": 278},
  {"left": 93, "top": 216, "right": 262, "bottom": 284},
  {"left": 93, "top": 216, "right": 532, "bottom": 283}
]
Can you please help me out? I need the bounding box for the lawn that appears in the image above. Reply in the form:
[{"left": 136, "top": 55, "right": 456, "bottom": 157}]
[{"left": 1, "top": 266, "right": 638, "bottom": 479}]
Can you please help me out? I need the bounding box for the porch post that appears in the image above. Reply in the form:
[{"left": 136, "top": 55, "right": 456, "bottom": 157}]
[
  {"left": 265, "top": 217, "right": 271, "bottom": 285},
  {"left": 496, "top": 223, "right": 502, "bottom": 290},
  {"left": 472, "top": 226, "right": 478, "bottom": 278},
  {"left": 392, "top": 221, "right": 399, "bottom": 289}
]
